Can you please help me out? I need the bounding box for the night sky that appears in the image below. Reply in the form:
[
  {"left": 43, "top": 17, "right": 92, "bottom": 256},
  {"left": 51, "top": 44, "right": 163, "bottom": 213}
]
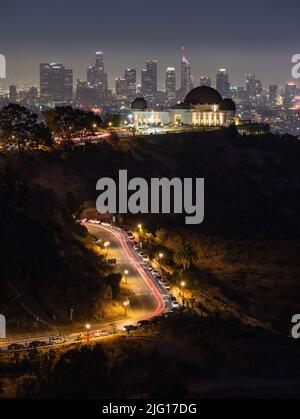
[{"left": 1, "top": 0, "right": 299, "bottom": 88}]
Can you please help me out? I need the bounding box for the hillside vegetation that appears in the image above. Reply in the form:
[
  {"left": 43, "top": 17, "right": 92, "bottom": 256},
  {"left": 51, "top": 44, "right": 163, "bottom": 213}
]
[{"left": 1, "top": 129, "right": 300, "bottom": 333}]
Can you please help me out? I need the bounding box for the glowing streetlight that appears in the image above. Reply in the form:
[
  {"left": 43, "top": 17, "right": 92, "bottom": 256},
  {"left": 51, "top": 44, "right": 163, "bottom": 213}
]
[
  {"left": 86, "top": 323, "right": 91, "bottom": 342},
  {"left": 123, "top": 300, "right": 130, "bottom": 317},
  {"left": 108, "top": 122, "right": 112, "bottom": 127},
  {"left": 104, "top": 241, "right": 110, "bottom": 256},
  {"left": 159, "top": 253, "right": 164, "bottom": 259},
  {"left": 180, "top": 281, "right": 186, "bottom": 299},
  {"left": 124, "top": 269, "right": 129, "bottom": 284}
]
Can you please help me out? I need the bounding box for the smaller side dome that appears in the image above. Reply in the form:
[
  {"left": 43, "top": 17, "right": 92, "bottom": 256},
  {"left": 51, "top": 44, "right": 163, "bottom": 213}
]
[
  {"left": 131, "top": 97, "right": 147, "bottom": 111},
  {"left": 219, "top": 98, "right": 236, "bottom": 112}
]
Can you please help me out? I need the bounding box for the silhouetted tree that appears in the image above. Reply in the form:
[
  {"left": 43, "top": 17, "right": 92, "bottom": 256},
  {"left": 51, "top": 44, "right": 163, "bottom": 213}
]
[{"left": 0, "top": 104, "right": 38, "bottom": 155}]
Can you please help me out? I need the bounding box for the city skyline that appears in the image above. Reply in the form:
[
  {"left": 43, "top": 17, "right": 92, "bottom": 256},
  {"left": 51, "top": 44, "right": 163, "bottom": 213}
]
[
  {"left": 1, "top": 0, "right": 300, "bottom": 89},
  {"left": 1, "top": 48, "right": 299, "bottom": 92}
]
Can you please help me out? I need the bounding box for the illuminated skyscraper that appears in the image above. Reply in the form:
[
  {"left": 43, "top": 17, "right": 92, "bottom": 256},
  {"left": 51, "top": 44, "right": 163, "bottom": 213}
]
[
  {"left": 115, "top": 77, "right": 127, "bottom": 97},
  {"left": 246, "top": 74, "right": 257, "bottom": 99},
  {"left": 180, "top": 48, "right": 192, "bottom": 98},
  {"left": 141, "top": 60, "right": 157, "bottom": 97},
  {"left": 200, "top": 76, "right": 211, "bottom": 87},
  {"left": 9, "top": 85, "right": 18, "bottom": 102},
  {"left": 269, "top": 85, "right": 279, "bottom": 107},
  {"left": 166, "top": 67, "right": 176, "bottom": 103},
  {"left": 216, "top": 68, "right": 230, "bottom": 97},
  {"left": 87, "top": 51, "right": 108, "bottom": 98},
  {"left": 284, "top": 82, "right": 297, "bottom": 108},
  {"left": 124, "top": 68, "right": 137, "bottom": 98},
  {"left": 40, "top": 62, "right": 73, "bottom": 103}
]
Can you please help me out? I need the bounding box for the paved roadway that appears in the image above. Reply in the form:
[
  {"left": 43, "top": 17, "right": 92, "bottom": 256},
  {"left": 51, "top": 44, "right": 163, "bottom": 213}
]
[
  {"left": 0, "top": 224, "right": 168, "bottom": 351},
  {"left": 88, "top": 224, "right": 167, "bottom": 326}
]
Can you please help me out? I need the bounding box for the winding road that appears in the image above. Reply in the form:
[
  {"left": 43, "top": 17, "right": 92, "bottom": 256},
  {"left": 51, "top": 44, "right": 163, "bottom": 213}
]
[
  {"left": 0, "top": 223, "right": 168, "bottom": 350},
  {"left": 87, "top": 223, "right": 168, "bottom": 326}
]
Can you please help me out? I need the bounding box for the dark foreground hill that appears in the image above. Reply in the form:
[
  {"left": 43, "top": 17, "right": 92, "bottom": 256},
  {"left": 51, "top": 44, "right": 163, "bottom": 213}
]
[
  {"left": 1, "top": 129, "right": 300, "bottom": 333},
  {"left": 0, "top": 165, "right": 121, "bottom": 329}
]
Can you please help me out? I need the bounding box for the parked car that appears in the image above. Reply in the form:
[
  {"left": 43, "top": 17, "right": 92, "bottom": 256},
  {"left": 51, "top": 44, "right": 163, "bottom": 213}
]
[
  {"left": 123, "top": 325, "right": 138, "bottom": 332},
  {"left": 142, "top": 254, "right": 150, "bottom": 262},
  {"left": 152, "top": 270, "right": 160, "bottom": 277},
  {"left": 94, "top": 330, "right": 109, "bottom": 338},
  {"left": 94, "top": 327, "right": 116, "bottom": 337},
  {"left": 171, "top": 301, "right": 180, "bottom": 309},
  {"left": 49, "top": 336, "right": 68, "bottom": 345},
  {"left": 8, "top": 343, "right": 25, "bottom": 351},
  {"left": 133, "top": 244, "right": 140, "bottom": 251},
  {"left": 29, "top": 341, "right": 48, "bottom": 348},
  {"left": 126, "top": 232, "right": 135, "bottom": 239},
  {"left": 137, "top": 320, "right": 151, "bottom": 328}
]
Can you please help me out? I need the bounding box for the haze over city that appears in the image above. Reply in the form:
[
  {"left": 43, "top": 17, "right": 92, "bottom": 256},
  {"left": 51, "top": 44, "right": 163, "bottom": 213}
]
[{"left": 1, "top": 0, "right": 300, "bottom": 88}]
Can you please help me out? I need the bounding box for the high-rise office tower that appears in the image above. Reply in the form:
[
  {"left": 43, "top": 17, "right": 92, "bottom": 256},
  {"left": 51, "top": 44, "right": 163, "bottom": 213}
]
[
  {"left": 40, "top": 63, "right": 73, "bottom": 103},
  {"left": 141, "top": 61, "right": 157, "bottom": 97},
  {"left": 216, "top": 68, "right": 230, "bottom": 97},
  {"left": 200, "top": 76, "right": 211, "bottom": 87},
  {"left": 180, "top": 48, "right": 192, "bottom": 98},
  {"left": 87, "top": 51, "right": 108, "bottom": 97},
  {"left": 115, "top": 77, "right": 127, "bottom": 97},
  {"left": 28, "top": 87, "right": 38, "bottom": 101},
  {"left": 284, "top": 82, "right": 297, "bottom": 108},
  {"left": 95, "top": 51, "right": 104, "bottom": 69},
  {"left": 246, "top": 74, "right": 257, "bottom": 99},
  {"left": 166, "top": 67, "right": 176, "bottom": 103},
  {"left": 269, "top": 85, "right": 278, "bottom": 107},
  {"left": 255, "top": 79, "right": 263, "bottom": 96},
  {"left": 124, "top": 68, "right": 137, "bottom": 98},
  {"left": 65, "top": 69, "right": 73, "bottom": 101},
  {"left": 9, "top": 85, "right": 18, "bottom": 102}
]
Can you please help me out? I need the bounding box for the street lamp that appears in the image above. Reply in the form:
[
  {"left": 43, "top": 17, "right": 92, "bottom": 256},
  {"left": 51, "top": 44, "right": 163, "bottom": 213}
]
[
  {"left": 86, "top": 323, "right": 91, "bottom": 342},
  {"left": 124, "top": 269, "right": 129, "bottom": 284},
  {"left": 104, "top": 241, "right": 110, "bottom": 257},
  {"left": 181, "top": 281, "right": 186, "bottom": 299},
  {"left": 123, "top": 300, "right": 130, "bottom": 317},
  {"left": 137, "top": 224, "right": 143, "bottom": 247}
]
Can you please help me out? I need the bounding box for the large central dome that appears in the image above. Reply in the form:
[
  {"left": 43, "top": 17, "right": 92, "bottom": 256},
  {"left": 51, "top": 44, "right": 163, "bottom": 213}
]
[{"left": 184, "top": 86, "right": 223, "bottom": 106}]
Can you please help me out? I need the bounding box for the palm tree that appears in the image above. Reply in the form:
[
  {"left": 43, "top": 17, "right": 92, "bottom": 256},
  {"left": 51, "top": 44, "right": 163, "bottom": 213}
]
[{"left": 173, "top": 242, "right": 199, "bottom": 271}]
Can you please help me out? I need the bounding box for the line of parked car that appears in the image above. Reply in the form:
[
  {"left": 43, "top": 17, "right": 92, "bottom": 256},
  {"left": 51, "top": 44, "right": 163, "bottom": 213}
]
[
  {"left": 3, "top": 326, "right": 117, "bottom": 352},
  {"left": 125, "top": 230, "right": 180, "bottom": 310},
  {"left": 4, "top": 336, "right": 69, "bottom": 352},
  {"left": 125, "top": 230, "right": 181, "bottom": 312},
  {"left": 123, "top": 311, "right": 178, "bottom": 333}
]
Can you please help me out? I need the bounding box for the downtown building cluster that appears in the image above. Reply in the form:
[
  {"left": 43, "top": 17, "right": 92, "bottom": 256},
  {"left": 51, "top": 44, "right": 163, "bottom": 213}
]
[{"left": 0, "top": 49, "right": 299, "bottom": 136}]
